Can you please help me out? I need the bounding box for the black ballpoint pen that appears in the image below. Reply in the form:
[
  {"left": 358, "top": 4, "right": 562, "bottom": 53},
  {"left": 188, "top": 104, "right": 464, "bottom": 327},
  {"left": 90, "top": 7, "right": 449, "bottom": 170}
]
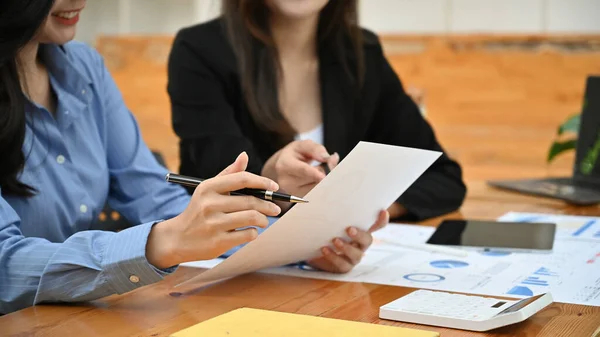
[
  {"left": 320, "top": 162, "right": 331, "bottom": 176},
  {"left": 165, "top": 173, "right": 308, "bottom": 204}
]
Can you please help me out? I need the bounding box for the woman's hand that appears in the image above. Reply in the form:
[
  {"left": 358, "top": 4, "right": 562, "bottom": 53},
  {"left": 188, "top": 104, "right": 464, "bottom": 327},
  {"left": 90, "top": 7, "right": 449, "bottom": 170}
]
[
  {"left": 146, "top": 152, "right": 282, "bottom": 269},
  {"left": 261, "top": 140, "right": 339, "bottom": 199},
  {"left": 306, "top": 210, "right": 389, "bottom": 273}
]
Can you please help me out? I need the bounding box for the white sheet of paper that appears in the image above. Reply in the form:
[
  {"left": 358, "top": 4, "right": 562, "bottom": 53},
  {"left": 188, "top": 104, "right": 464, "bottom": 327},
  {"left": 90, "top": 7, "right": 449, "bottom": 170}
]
[{"left": 174, "top": 141, "right": 441, "bottom": 292}]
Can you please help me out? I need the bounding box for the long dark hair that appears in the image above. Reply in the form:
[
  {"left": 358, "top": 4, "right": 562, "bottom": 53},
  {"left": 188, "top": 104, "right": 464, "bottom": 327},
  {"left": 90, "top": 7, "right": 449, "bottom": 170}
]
[
  {"left": 0, "top": 0, "right": 54, "bottom": 197},
  {"left": 222, "top": 0, "right": 364, "bottom": 142}
]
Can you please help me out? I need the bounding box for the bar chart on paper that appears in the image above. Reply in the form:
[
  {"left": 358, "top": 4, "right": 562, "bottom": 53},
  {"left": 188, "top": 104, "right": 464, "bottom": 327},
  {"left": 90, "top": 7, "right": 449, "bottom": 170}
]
[{"left": 506, "top": 267, "right": 557, "bottom": 296}]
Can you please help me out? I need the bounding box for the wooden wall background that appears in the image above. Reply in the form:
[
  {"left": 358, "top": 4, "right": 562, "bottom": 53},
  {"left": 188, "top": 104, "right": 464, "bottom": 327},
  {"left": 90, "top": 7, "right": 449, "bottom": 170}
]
[{"left": 95, "top": 35, "right": 600, "bottom": 182}]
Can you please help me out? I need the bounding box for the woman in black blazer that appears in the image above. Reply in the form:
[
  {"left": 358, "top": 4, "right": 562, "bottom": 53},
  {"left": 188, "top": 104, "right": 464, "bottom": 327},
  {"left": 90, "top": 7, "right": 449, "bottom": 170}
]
[{"left": 168, "top": 0, "right": 466, "bottom": 271}]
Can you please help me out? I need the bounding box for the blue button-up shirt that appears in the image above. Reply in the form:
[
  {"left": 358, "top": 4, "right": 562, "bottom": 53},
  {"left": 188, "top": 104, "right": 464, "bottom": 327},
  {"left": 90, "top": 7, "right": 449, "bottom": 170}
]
[{"left": 0, "top": 42, "right": 191, "bottom": 314}]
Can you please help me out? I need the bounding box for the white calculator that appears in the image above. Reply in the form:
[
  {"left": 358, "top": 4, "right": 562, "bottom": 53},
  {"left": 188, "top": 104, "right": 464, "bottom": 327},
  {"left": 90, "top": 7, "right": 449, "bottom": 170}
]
[{"left": 379, "top": 290, "right": 553, "bottom": 332}]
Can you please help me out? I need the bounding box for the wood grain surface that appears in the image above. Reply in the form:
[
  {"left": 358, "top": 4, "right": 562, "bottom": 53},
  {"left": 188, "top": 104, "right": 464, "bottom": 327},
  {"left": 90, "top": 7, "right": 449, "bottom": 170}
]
[{"left": 2, "top": 183, "right": 600, "bottom": 337}]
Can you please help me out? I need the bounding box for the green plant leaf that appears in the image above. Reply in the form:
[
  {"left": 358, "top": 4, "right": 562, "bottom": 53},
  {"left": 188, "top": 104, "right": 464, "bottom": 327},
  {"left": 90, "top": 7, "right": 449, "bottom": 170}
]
[
  {"left": 580, "top": 131, "right": 600, "bottom": 175},
  {"left": 547, "top": 139, "right": 577, "bottom": 163},
  {"left": 557, "top": 114, "right": 581, "bottom": 136}
]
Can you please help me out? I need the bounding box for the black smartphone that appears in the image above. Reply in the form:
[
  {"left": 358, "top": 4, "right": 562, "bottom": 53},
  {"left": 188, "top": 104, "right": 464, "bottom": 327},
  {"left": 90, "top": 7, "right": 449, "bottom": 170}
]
[{"left": 426, "top": 219, "right": 556, "bottom": 252}]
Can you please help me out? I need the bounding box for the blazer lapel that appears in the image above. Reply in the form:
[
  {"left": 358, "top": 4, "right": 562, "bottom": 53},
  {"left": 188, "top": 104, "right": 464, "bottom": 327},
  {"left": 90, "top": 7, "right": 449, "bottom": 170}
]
[{"left": 320, "top": 62, "right": 354, "bottom": 158}]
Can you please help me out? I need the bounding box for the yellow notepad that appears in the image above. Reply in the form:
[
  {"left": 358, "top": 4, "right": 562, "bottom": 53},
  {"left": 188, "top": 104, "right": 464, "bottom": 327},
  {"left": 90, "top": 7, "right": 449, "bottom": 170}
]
[{"left": 171, "top": 308, "right": 439, "bottom": 337}]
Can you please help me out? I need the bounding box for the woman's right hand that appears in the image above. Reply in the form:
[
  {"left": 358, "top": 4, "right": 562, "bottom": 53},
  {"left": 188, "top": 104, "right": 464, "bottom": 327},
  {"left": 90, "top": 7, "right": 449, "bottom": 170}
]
[
  {"left": 261, "top": 140, "right": 339, "bottom": 199},
  {"left": 146, "top": 152, "right": 281, "bottom": 269}
]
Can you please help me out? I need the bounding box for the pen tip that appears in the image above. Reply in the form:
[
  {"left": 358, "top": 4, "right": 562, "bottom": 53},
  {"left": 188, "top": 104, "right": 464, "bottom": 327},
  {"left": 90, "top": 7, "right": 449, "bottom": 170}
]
[{"left": 291, "top": 196, "right": 309, "bottom": 203}]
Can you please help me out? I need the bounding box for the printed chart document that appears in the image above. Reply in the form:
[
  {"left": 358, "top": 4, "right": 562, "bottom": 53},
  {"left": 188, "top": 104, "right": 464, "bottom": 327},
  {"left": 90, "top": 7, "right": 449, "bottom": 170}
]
[
  {"left": 267, "top": 213, "right": 600, "bottom": 307},
  {"left": 174, "top": 142, "right": 441, "bottom": 292},
  {"left": 184, "top": 213, "right": 600, "bottom": 307}
]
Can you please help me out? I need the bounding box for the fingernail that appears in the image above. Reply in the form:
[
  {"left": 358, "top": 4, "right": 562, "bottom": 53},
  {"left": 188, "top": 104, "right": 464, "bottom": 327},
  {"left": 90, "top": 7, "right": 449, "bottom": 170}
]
[
  {"left": 237, "top": 151, "right": 246, "bottom": 160},
  {"left": 322, "top": 247, "right": 330, "bottom": 255},
  {"left": 334, "top": 238, "right": 344, "bottom": 248},
  {"left": 270, "top": 181, "right": 279, "bottom": 190},
  {"left": 348, "top": 227, "right": 358, "bottom": 236},
  {"left": 320, "top": 153, "right": 331, "bottom": 160}
]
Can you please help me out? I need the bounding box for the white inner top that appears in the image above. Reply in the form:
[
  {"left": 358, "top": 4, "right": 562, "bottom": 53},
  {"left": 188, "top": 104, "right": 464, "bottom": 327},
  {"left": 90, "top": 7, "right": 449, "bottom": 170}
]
[{"left": 294, "top": 124, "right": 324, "bottom": 145}]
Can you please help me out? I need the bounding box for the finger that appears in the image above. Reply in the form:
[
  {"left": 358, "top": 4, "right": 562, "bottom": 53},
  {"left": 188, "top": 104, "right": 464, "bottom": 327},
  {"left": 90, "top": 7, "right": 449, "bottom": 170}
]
[
  {"left": 221, "top": 210, "right": 270, "bottom": 231},
  {"left": 208, "top": 194, "right": 281, "bottom": 216},
  {"left": 217, "top": 152, "right": 249, "bottom": 177},
  {"left": 305, "top": 257, "right": 335, "bottom": 272},
  {"left": 369, "top": 210, "right": 389, "bottom": 233},
  {"left": 346, "top": 227, "right": 373, "bottom": 251},
  {"left": 221, "top": 227, "right": 259, "bottom": 248},
  {"left": 326, "top": 152, "right": 340, "bottom": 170},
  {"left": 333, "top": 238, "right": 364, "bottom": 265},
  {"left": 320, "top": 247, "right": 353, "bottom": 273},
  {"left": 205, "top": 171, "right": 279, "bottom": 194},
  {"left": 286, "top": 161, "right": 326, "bottom": 181},
  {"left": 294, "top": 140, "right": 331, "bottom": 162}
]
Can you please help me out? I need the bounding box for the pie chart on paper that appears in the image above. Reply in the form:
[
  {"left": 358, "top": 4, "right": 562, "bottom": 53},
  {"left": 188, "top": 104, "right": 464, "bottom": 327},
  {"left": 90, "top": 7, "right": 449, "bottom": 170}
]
[{"left": 403, "top": 273, "right": 445, "bottom": 282}]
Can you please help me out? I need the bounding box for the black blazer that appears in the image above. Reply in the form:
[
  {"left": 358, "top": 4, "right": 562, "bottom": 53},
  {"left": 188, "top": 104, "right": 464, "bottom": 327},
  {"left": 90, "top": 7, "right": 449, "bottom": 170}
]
[{"left": 167, "top": 18, "right": 466, "bottom": 220}]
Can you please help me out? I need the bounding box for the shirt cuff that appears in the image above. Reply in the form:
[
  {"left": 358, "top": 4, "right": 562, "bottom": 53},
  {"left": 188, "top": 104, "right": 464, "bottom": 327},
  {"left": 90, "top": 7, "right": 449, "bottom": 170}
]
[{"left": 102, "top": 221, "right": 177, "bottom": 294}]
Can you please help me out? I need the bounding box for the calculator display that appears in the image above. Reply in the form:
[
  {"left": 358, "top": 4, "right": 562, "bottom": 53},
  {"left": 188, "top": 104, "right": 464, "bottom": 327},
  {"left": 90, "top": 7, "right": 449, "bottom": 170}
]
[
  {"left": 491, "top": 301, "right": 507, "bottom": 308},
  {"left": 426, "top": 220, "right": 556, "bottom": 250},
  {"left": 498, "top": 294, "right": 546, "bottom": 314}
]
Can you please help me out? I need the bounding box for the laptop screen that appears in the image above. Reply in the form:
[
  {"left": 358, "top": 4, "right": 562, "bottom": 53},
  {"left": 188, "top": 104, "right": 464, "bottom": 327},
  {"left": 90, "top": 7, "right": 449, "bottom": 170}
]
[{"left": 574, "top": 76, "right": 600, "bottom": 183}]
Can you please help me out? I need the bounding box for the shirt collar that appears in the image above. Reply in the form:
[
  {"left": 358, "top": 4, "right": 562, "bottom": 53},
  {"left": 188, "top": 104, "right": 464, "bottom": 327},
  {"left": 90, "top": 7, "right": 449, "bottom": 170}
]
[
  {"left": 27, "top": 44, "right": 93, "bottom": 130},
  {"left": 39, "top": 43, "right": 93, "bottom": 95}
]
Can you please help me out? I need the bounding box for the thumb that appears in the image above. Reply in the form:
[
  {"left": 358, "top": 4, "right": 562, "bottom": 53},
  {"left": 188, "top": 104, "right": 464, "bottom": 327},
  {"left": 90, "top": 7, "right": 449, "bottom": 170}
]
[{"left": 217, "top": 152, "right": 249, "bottom": 177}]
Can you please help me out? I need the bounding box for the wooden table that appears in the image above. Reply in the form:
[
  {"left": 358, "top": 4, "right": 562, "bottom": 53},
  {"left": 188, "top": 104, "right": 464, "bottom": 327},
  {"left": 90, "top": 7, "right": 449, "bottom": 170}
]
[{"left": 2, "top": 182, "right": 600, "bottom": 337}]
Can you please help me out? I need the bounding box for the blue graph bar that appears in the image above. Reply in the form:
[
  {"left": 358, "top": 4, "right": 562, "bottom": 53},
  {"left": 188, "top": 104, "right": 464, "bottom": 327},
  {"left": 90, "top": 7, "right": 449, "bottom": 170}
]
[
  {"left": 573, "top": 220, "right": 596, "bottom": 237},
  {"left": 522, "top": 280, "right": 549, "bottom": 286},
  {"left": 528, "top": 276, "right": 540, "bottom": 280},
  {"left": 594, "top": 231, "right": 600, "bottom": 238},
  {"left": 534, "top": 267, "right": 559, "bottom": 277}
]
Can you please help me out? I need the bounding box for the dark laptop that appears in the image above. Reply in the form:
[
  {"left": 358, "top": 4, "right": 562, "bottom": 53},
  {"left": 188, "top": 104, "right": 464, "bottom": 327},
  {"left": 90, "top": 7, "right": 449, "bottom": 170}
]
[{"left": 488, "top": 76, "right": 600, "bottom": 205}]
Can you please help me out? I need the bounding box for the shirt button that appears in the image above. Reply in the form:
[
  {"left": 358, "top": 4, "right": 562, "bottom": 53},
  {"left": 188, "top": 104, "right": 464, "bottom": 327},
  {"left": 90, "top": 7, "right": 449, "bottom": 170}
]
[
  {"left": 129, "top": 275, "right": 140, "bottom": 283},
  {"left": 56, "top": 155, "right": 65, "bottom": 164},
  {"left": 80, "top": 204, "right": 88, "bottom": 213},
  {"left": 81, "top": 89, "right": 86, "bottom": 95},
  {"left": 65, "top": 110, "right": 70, "bottom": 115}
]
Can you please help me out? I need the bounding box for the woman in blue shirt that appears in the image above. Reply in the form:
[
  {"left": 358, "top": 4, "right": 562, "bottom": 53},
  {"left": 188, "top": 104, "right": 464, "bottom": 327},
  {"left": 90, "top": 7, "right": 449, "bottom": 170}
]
[{"left": 0, "top": 0, "right": 388, "bottom": 314}]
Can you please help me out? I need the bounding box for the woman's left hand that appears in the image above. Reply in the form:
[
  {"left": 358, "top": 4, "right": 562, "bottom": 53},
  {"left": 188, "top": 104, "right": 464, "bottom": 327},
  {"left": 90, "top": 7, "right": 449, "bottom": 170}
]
[{"left": 306, "top": 209, "right": 389, "bottom": 273}]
